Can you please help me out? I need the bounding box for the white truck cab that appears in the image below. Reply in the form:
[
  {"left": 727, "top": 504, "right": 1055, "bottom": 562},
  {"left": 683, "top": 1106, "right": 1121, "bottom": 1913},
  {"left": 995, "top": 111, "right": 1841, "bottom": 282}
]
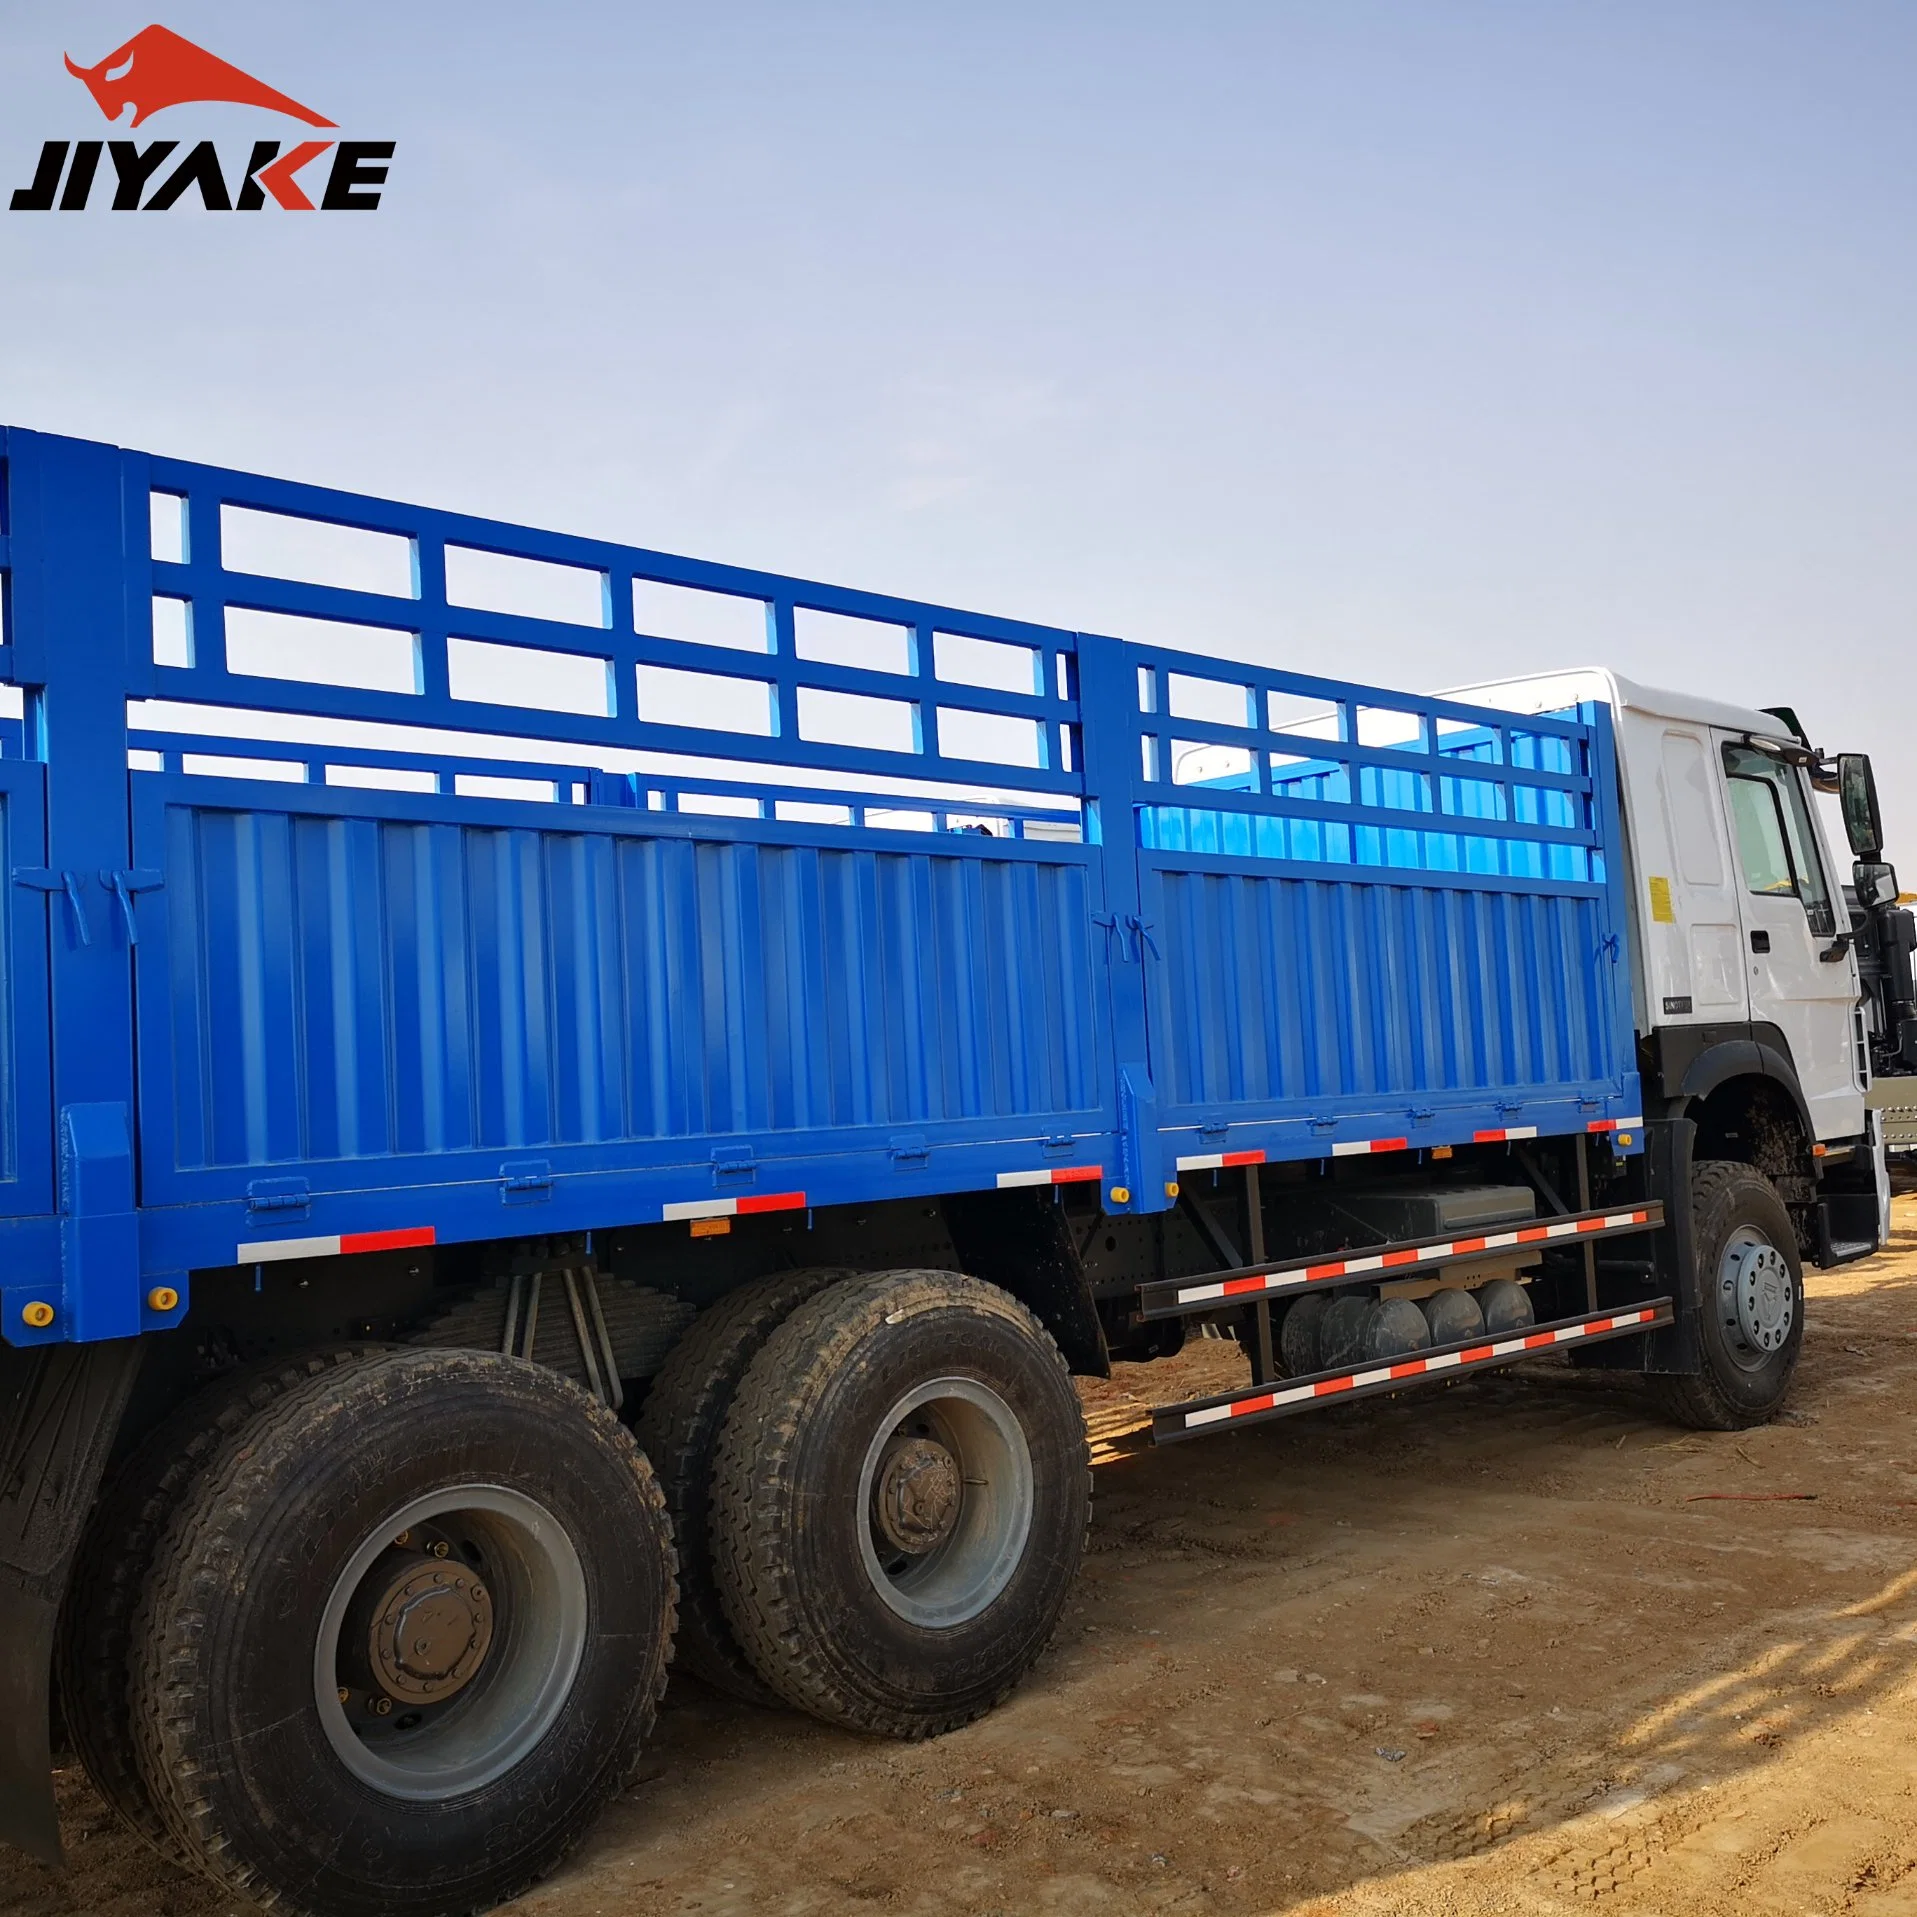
[
  {"left": 1455, "top": 667, "right": 1912, "bottom": 1268},
  {"left": 1457, "top": 669, "right": 1864, "bottom": 1139}
]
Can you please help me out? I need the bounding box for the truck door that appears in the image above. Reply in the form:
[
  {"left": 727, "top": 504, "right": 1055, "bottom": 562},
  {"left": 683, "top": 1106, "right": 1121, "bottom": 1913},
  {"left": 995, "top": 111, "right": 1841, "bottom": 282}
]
[
  {"left": 1718, "top": 740, "right": 1865, "bottom": 1141},
  {"left": 1650, "top": 726, "right": 1749, "bottom": 1024}
]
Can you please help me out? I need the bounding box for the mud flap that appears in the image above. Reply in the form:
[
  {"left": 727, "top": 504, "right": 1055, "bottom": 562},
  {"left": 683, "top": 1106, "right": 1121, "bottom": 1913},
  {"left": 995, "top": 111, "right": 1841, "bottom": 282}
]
[
  {"left": 1637, "top": 1116, "right": 1704, "bottom": 1375},
  {"left": 0, "top": 1338, "right": 141, "bottom": 1864},
  {"left": 943, "top": 1187, "right": 1110, "bottom": 1378}
]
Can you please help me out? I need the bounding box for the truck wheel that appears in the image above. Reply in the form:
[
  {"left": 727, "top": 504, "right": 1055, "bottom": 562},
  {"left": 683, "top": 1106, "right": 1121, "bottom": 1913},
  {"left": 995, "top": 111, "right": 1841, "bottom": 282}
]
[
  {"left": 57, "top": 1345, "right": 388, "bottom": 1860},
  {"left": 633, "top": 1267, "right": 859, "bottom": 1703},
  {"left": 127, "top": 1349, "right": 675, "bottom": 1917},
  {"left": 1651, "top": 1160, "right": 1804, "bottom": 1431},
  {"left": 711, "top": 1269, "right": 1089, "bottom": 1738}
]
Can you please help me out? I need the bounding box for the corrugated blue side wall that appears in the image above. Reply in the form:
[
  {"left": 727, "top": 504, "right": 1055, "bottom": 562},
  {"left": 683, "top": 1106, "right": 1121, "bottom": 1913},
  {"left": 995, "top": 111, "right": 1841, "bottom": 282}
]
[
  {"left": 143, "top": 795, "right": 1105, "bottom": 1194},
  {"left": 1149, "top": 870, "right": 1611, "bottom": 1109}
]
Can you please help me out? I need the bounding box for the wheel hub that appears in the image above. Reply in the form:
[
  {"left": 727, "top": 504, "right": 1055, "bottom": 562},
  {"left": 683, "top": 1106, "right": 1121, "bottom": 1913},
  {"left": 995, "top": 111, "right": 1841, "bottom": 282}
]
[
  {"left": 366, "top": 1559, "right": 494, "bottom": 1705},
  {"left": 1728, "top": 1240, "right": 1794, "bottom": 1353},
  {"left": 872, "top": 1436, "right": 962, "bottom": 1555}
]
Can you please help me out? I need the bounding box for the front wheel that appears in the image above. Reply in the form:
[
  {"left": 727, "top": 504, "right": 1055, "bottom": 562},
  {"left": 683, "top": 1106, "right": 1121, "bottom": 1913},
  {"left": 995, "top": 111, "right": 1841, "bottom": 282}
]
[
  {"left": 1651, "top": 1159, "right": 1805, "bottom": 1430},
  {"left": 711, "top": 1269, "right": 1090, "bottom": 1738},
  {"left": 127, "top": 1349, "right": 675, "bottom": 1917}
]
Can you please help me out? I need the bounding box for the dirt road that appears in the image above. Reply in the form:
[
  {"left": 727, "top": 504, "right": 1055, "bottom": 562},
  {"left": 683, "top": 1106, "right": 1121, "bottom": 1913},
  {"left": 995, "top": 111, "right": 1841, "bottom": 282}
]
[{"left": 11, "top": 1198, "right": 1917, "bottom": 1917}]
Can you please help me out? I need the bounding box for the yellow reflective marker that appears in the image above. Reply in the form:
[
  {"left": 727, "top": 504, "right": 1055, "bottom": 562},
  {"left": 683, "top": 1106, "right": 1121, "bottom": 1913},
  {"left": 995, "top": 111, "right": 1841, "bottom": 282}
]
[
  {"left": 1648, "top": 876, "right": 1676, "bottom": 924},
  {"left": 21, "top": 1301, "right": 55, "bottom": 1329}
]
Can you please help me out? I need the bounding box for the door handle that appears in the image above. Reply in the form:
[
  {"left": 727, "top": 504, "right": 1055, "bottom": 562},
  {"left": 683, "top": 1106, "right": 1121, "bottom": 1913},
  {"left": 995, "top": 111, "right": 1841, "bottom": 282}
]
[{"left": 1749, "top": 929, "right": 1771, "bottom": 954}]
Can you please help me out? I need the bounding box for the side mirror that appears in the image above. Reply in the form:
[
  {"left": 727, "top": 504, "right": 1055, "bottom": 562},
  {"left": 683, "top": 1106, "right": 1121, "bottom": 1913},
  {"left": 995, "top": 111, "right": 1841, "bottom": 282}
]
[
  {"left": 1840, "top": 753, "right": 1883, "bottom": 859},
  {"left": 1855, "top": 861, "right": 1900, "bottom": 908}
]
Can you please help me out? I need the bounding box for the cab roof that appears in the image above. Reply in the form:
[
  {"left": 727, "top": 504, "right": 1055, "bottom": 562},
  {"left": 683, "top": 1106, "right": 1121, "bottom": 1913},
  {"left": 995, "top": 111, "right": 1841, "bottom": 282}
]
[{"left": 1443, "top": 667, "right": 1793, "bottom": 745}]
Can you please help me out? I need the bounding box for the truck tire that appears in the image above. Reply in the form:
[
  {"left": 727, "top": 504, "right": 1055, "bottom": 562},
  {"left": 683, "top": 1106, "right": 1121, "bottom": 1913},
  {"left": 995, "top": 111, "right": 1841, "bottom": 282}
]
[
  {"left": 126, "top": 1348, "right": 675, "bottom": 1917},
  {"left": 56, "top": 1344, "right": 388, "bottom": 1861},
  {"left": 410, "top": 1276, "right": 694, "bottom": 1391},
  {"left": 1651, "top": 1160, "right": 1804, "bottom": 1431},
  {"left": 711, "top": 1269, "right": 1089, "bottom": 1738},
  {"left": 633, "top": 1266, "right": 860, "bottom": 1703}
]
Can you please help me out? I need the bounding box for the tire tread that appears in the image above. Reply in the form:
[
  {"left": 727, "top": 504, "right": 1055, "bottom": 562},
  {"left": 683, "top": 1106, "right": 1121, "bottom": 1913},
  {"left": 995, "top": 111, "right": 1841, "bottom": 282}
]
[{"left": 711, "top": 1268, "right": 1089, "bottom": 1739}]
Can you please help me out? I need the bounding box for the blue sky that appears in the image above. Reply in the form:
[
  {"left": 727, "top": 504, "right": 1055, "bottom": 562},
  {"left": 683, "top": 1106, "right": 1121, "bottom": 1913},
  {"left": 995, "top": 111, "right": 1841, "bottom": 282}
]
[{"left": 4, "top": 2, "right": 1914, "bottom": 851}]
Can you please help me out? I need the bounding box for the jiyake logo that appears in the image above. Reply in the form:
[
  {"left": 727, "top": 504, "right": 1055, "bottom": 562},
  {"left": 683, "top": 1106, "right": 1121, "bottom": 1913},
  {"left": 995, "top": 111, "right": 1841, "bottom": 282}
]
[{"left": 11, "top": 25, "right": 393, "bottom": 212}]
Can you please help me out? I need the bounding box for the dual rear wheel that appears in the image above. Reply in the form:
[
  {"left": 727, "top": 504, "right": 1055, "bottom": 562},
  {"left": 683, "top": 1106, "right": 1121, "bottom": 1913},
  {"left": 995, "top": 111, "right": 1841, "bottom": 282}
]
[{"left": 61, "top": 1267, "right": 1088, "bottom": 1917}]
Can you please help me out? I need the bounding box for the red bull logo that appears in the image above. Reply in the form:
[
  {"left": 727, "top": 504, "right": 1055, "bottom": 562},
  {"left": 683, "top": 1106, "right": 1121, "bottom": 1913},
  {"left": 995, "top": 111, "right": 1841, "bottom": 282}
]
[{"left": 10, "top": 25, "right": 393, "bottom": 212}]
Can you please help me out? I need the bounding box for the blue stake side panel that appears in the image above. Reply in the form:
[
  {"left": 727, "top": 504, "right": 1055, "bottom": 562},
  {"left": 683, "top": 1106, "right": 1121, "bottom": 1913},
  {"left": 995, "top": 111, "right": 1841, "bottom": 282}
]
[
  {"left": 1114, "top": 647, "right": 1638, "bottom": 1188},
  {"left": 0, "top": 427, "right": 1641, "bottom": 1344}
]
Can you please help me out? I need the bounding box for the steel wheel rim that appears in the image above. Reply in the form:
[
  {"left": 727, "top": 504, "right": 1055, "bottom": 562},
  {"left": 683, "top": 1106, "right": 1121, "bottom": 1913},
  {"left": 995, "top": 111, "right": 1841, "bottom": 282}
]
[
  {"left": 856, "top": 1377, "right": 1034, "bottom": 1629},
  {"left": 1717, "top": 1225, "right": 1795, "bottom": 1370},
  {"left": 314, "top": 1484, "right": 587, "bottom": 1801}
]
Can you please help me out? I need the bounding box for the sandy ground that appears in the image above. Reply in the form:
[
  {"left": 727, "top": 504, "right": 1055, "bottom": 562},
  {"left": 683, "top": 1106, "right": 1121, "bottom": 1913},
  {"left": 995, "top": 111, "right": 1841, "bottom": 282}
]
[{"left": 12, "top": 1196, "right": 1917, "bottom": 1917}]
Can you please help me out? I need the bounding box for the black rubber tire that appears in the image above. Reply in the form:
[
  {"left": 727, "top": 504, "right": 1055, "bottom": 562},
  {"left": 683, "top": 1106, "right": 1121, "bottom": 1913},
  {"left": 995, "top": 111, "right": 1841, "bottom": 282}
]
[
  {"left": 411, "top": 1276, "right": 694, "bottom": 1390},
  {"left": 56, "top": 1345, "right": 388, "bottom": 1862},
  {"left": 632, "top": 1266, "right": 860, "bottom": 1703},
  {"left": 711, "top": 1269, "right": 1089, "bottom": 1738},
  {"left": 1650, "top": 1160, "right": 1805, "bottom": 1431},
  {"left": 126, "top": 1348, "right": 676, "bottom": 1917}
]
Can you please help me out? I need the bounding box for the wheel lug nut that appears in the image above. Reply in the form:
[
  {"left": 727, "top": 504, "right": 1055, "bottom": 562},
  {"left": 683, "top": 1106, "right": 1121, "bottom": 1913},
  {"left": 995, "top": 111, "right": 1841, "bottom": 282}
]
[
  {"left": 371, "top": 1695, "right": 393, "bottom": 1716},
  {"left": 394, "top": 1529, "right": 411, "bottom": 1547},
  {"left": 337, "top": 1686, "right": 351, "bottom": 1704}
]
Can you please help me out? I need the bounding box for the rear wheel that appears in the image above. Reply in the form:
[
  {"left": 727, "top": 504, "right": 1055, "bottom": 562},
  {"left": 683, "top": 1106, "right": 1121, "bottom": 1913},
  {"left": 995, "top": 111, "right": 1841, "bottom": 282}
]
[
  {"left": 711, "top": 1269, "right": 1089, "bottom": 1738},
  {"left": 127, "top": 1348, "right": 675, "bottom": 1917},
  {"left": 633, "top": 1267, "right": 859, "bottom": 1702},
  {"left": 1651, "top": 1160, "right": 1804, "bottom": 1430},
  {"left": 56, "top": 1345, "right": 388, "bottom": 1860}
]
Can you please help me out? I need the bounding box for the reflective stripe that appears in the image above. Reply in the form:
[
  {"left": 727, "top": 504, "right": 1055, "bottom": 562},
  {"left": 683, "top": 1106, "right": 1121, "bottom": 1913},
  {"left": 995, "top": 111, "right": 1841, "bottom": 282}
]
[
  {"left": 996, "top": 1165, "right": 1103, "bottom": 1189},
  {"left": 238, "top": 1225, "right": 436, "bottom": 1264},
  {"left": 1179, "top": 1305, "right": 1663, "bottom": 1429},
  {"left": 1588, "top": 1116, "right": 1645, "bottom": 1133},
  {"left": 1331, "top": 1137, "right": 1410, "bottom": 1157},
  {"left": 1165, "top": 1208, "right": 1654, "bottom": 1308},
  {"left": 1175, "top": 1149, "right": 1268, "bottom": 1172},
  {"left": 664, "top": 1190, "right": 807, "bottom": 1222},
  {"left": 1472, "top": 1126, "right": 1538, "bottom": 1142}
]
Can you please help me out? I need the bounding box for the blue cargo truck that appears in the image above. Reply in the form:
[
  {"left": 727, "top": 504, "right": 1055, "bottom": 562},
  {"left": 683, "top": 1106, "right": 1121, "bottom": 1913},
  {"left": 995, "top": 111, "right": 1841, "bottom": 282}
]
[{"left": 1, "top": 427, "right": 1910, "bottom": 1915}]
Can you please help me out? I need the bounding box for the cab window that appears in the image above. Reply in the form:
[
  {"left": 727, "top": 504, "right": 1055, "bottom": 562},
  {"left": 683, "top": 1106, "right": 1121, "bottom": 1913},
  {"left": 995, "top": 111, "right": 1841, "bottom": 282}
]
[{"left": 1721, "top": 745, "right": 1835, "bottom": 937}]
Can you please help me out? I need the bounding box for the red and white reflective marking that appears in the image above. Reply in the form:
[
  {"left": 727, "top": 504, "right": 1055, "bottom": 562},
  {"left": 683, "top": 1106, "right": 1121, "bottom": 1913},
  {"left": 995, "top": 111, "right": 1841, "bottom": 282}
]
[
  {"left": 1473, "top": 1125, "right": 1538, "bottom": 1143},
  {"left": 663, "top": 1191, "right": 807, "bottom": 1223},
  {"left": 1162, "top": 1207, "right": 1657, "bottom": 1310},
  {"left": 1174, "top": 1304, "right": 1666, "bottom": 1431},
  {"left": 1175, "top": 1149, "right": 1268, "bottom": 1172},
  {"left": 1588, "top": 1115, "right": 1645, "bottom": 1133},
  {"left": 1331, "top": 1137, "right": 1410, "bottom": 1157},
  {"left": 238, "top": 1226, "right": 436, "bottom": 1265},
  {"left": 997, "top": 1165, "right": 1103, "bottom": 1189}
]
